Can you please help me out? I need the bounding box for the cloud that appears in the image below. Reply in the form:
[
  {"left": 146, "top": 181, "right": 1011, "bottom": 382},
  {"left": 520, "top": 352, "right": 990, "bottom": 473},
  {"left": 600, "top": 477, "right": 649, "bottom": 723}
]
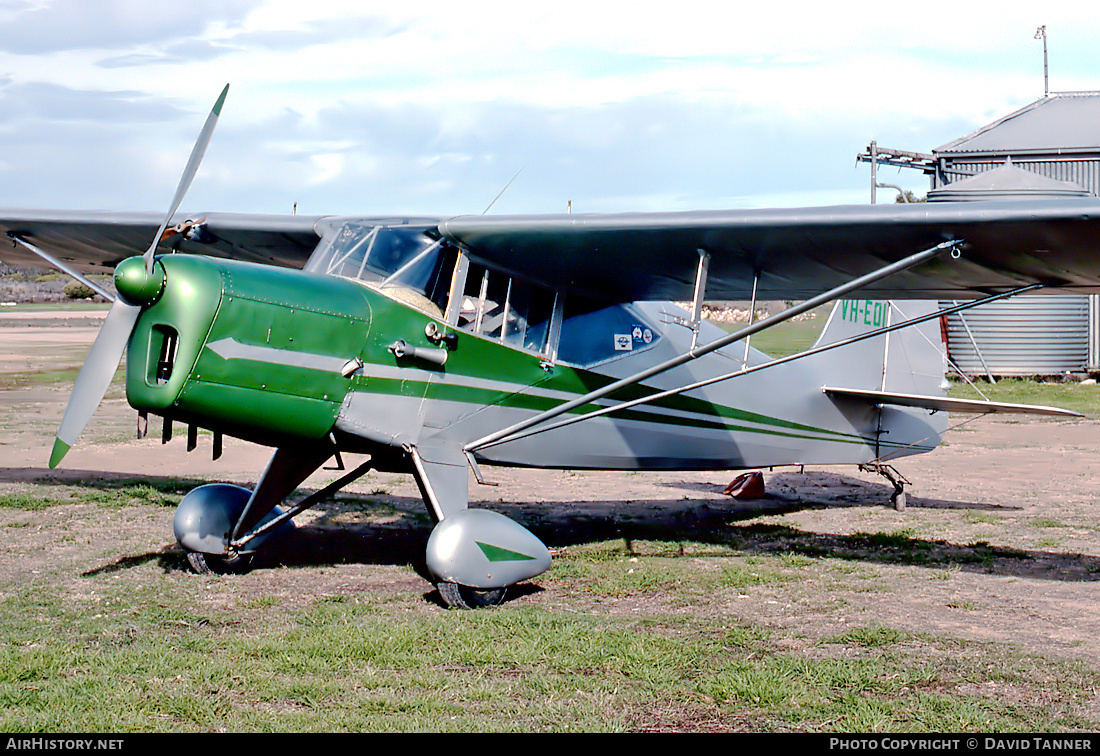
[
  {"left": 0, "top": 80, "right": 183, "bottom": 123},
  {"left": 95, "top": 12, "right": 404, "bottom": 68},
  {"left": 97, "top": 39, "right": 241, "bottom": 68},
  {"left": 0, "top": 0, "right": 256, "bottom": 54},
  {"left": 0, "top": 0, "right": 1092, "bottom": 216},
  {"left": 179, "top": 91, "right": 944, "bottom": 216}
]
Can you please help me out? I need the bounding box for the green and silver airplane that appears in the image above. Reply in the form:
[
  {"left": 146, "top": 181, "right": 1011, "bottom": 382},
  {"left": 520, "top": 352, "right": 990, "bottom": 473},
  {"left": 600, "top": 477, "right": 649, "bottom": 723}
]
[{"left": 3, "top": 86, "right": 1098, "bottom": 607}]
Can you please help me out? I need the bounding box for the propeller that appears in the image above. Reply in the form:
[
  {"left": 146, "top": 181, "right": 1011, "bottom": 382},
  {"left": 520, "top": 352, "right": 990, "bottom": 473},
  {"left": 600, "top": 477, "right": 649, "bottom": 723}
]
[
  {"left": 49, "top": 84, "right": 229, "bottom": 469},
  {"left": 145, "top": 86, "right": 228, "bottom": 274}
]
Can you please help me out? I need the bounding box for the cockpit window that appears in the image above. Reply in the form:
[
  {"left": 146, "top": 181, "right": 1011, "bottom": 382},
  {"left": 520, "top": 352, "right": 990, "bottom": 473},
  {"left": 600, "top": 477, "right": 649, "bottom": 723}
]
[
  {"left": 307, "top": 223, "right": 661, "bottom": 365},
  {"left": 306, "top": 221, "right": 457, "bottom": 317},
  {"left": 557, "top": 298, "right": 660, "bottom": 368},
  {"left": 305, "top": 222, "right": 441, "bottom": 282},
  {"left": 457, "top": 263, "right": 557, "bottom": 355},
  {"left": 379, "top": 241, "right": 457, "bottom": 318}
]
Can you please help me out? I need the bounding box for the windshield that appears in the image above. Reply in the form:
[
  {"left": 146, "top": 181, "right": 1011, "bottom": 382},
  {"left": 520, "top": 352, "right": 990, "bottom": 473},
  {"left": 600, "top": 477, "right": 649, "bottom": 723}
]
[
  {"left": 305, "top": 222, "right": 441, "bottom": 282},
  {"left": 305, "top": 221, "right": 458, "bottom": 317}
]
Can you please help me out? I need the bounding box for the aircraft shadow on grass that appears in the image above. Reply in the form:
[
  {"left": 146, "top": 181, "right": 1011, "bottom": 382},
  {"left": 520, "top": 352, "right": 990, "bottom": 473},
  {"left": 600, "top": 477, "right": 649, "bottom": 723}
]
[{"left": 5, "top": 466, "right": 1098, "bottom": 586}]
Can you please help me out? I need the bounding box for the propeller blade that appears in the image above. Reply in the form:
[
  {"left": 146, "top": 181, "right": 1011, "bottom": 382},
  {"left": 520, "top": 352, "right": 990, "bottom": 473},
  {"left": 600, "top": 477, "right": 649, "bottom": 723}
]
[
  {"left": 53, "top": 85, "right": 230, "bottom": 467},
  {"left": 49, "top": 299, "right": 141, "bottom": 468},
  {"left": 144, "top": 84, "right": 229, "bottom": 272}
]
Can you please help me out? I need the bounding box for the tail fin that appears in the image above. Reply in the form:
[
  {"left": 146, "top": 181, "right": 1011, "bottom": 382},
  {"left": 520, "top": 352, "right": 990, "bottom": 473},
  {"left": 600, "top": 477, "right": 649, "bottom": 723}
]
[
  {"left": 814, "top": 299, "right": 949, "bottom": 460},
  {"left": 814, "top": 299, "right": 946, "bottom": 396},
  {"left": 814, "top": 300, "right": 1079, "bottom": 462}
]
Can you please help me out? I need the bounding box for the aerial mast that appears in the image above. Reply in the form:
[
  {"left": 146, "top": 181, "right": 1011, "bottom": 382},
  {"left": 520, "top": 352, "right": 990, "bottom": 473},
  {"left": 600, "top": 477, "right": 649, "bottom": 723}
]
[{"left": 1035, "top": 25, "right": 1049, "bottom": 97}]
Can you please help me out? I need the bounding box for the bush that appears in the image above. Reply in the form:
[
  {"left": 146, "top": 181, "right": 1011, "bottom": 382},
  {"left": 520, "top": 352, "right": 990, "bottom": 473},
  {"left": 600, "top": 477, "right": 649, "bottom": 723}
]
[{"left": 63, "top": 281, "right": 97, "bottom": 300}]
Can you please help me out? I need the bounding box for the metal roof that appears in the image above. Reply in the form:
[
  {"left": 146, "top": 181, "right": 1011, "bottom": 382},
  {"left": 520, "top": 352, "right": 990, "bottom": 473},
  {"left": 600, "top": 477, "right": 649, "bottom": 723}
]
[{"left": 935, "top": 92, "right": 1100, "bottom": 156}]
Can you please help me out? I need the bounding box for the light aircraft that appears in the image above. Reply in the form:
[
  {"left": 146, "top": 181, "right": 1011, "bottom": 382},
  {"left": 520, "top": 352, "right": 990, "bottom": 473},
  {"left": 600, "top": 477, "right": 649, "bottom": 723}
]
[{"left": 3, "top": 87, "right": 1098, "bottom": 608}]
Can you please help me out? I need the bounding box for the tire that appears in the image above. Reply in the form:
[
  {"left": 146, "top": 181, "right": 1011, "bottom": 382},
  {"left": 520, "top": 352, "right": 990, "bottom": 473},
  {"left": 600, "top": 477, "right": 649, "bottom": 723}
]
[
  {"left": 437, "top": 581, "right": 507, "bottom": 609},
  {"left": 185, "top": 550, "right": 253, "bottom": 575}
]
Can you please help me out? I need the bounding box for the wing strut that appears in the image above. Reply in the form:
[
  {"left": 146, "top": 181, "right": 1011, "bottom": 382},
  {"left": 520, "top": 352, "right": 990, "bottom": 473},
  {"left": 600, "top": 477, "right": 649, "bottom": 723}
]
[
  {"left": 689, "top": 250, "right": 710, "bottom": 349},
  {"left": 742, "top": 272, "right": 759, "bottom": 365},
  {"left": 464, "top": 238, "right": 963, "bottom": 455},
  {"left": 469, "top": 283, "right": 1047, "bottom": 451},
  {"left": 7, "top": 233, "right": 116, "bottom": 301}
]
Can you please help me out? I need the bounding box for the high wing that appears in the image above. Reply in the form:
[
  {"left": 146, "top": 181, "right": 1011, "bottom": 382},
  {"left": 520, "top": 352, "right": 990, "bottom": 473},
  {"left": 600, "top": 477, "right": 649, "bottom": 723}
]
[
  {"left": 0, "top": 210, "right": 328, "bottom": 273},
  {"left": 439, "top": 198, "right": 1100, "bottom": 302},
  {"left": 7, "top": 198, "right": 1100, "bottom": 304}
]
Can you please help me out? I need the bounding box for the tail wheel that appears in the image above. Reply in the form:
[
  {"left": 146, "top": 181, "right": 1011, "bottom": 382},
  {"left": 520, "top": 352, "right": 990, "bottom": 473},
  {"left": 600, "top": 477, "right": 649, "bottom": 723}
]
[
  {"left": 185, "top": 550, "right": 253, "bottom": 575},
  {"left": 438, "top": 582, "right": 507, "bottom": 609}
]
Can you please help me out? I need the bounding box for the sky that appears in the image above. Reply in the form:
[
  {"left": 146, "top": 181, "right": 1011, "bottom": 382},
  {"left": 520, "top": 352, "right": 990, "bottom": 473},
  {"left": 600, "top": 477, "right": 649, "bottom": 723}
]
[{"left": 0, "top": 0, "right": 1097, "bottom": 219}]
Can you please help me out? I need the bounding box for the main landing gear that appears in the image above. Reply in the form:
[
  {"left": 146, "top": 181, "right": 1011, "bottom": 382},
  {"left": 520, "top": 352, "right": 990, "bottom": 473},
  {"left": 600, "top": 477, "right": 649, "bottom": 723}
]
[
  {"left": 186, "top": 549, "right": 252, "bottom": 576},
  {"left": 173, "top": 483, "right": 292, "bottom": 574},
  {"left": 437, "top": 583, "right": 508, "bottom": 609},
  {"left": 173, "top": 443, "right": 339, "bottom": 581},
  {"left": 172, "top": 443, "right": 552, "bottom": 610}
]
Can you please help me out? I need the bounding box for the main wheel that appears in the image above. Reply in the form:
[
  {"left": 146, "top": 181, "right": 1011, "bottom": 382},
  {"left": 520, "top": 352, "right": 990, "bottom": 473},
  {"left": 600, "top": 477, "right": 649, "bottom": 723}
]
[
  {"left": 185, "top": 550, "right": 253, "bottom": 575},
  {"left": 174, "top": 484, "right": 294, "bottom": 576},
  {"left": 437, "top": 581, "right": 507, "bottom": 609}
]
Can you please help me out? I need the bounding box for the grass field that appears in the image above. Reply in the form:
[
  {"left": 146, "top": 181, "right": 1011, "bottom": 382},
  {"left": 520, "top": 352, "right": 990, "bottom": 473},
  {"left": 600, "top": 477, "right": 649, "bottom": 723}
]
[{"left": 3, "top": 480, "right": 1100, "bottom": 732}]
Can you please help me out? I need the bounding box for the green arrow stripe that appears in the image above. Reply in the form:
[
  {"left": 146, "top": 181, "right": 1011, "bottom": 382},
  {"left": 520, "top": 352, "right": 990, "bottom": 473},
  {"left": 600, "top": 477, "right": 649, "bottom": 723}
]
[{"left": 476, "top": 541, "right": 536, "bottom": 562}]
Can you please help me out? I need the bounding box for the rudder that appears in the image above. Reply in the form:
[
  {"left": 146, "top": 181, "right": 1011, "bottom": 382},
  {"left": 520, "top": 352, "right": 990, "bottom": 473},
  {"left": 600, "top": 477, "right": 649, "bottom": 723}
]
[
  {"left": 814, "top": 299, "right": 946, "bottom": 396},
  {"left": 814, "top": 299, "right": 949, "bottom": 461}
]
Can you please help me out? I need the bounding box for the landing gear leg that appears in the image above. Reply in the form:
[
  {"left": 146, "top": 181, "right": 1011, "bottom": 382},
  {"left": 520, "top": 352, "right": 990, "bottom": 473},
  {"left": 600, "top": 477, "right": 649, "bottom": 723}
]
[
  {"left": 410, "top": 443, "right": 551, "bottom": 609},
  {"left": 408, "top": 444, "right": 485, "bottom": 609},
  {"left": 860, "top": 462, "right": 910, "bottom": 511}
]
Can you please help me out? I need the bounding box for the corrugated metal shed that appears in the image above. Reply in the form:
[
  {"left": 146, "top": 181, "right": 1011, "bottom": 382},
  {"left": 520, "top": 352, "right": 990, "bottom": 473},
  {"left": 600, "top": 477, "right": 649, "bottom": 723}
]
[
  {"left": 930, "top": 93, "right": 1100, "bottom": 376},
  {"left": 942, "top": 295, "right": 1090, "bottom": 377},
  {"left": 933, "top": 92, "right": 1100, "bottom": 194}
]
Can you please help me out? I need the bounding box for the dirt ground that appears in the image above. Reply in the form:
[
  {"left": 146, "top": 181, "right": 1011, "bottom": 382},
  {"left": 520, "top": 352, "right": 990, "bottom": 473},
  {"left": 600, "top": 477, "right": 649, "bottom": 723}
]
[{"left": 4, "top": 309, "right": 1100, "bottom": 667}]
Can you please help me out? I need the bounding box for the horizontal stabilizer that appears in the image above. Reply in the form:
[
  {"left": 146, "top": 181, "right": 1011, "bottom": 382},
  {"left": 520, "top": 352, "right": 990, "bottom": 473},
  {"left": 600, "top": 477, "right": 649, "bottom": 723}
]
[{"left": 823, "top": 386, "right": 1082, "bottom": 418}]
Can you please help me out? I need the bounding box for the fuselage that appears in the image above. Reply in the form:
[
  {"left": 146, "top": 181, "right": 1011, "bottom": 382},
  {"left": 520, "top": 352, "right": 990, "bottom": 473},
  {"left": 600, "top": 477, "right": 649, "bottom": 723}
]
[{"left": 124, "top": 221, "right": 947, "bottom": 472}]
